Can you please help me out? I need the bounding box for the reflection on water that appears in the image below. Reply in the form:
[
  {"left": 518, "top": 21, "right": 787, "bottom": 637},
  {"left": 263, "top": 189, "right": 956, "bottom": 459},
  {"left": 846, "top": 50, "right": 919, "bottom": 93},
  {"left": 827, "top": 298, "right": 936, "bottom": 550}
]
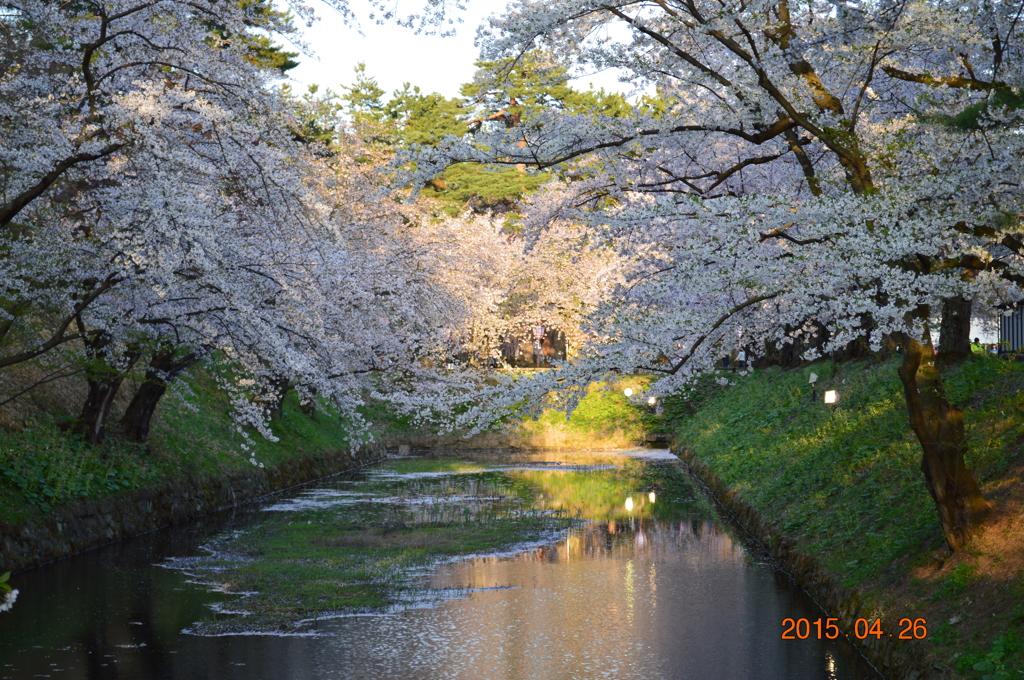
[
  {"left": 397, "top": 518, "right": 849, "bottom": 680},
  {"left": 0, "top": 453, "right": 885, "bottom": 679}
]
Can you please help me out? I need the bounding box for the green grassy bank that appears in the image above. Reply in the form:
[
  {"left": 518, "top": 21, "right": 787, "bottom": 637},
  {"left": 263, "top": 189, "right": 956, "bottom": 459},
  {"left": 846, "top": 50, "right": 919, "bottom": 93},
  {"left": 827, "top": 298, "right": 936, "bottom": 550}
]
[
  {"left": 0, "top": 371, "right": 358, "bottom": 528},
  {"left": 664, "top": 356, "right": 1024, "bottom": 678},
  {"left": 358, "top": 376, "right": 651, "bottom": 450},
  {"left": 0, "top": 371, "right": 649, "bottom": 528}
]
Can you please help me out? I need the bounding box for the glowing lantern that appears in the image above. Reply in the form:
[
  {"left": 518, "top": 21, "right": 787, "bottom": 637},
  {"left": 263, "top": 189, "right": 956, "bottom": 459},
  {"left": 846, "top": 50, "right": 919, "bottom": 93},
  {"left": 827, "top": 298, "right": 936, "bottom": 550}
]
[
  {"left": 824, "top": 390, "right": 839, "bottom": 404},
  {"left": 625, "top": 497, "right": 634, "bottom": 511}
]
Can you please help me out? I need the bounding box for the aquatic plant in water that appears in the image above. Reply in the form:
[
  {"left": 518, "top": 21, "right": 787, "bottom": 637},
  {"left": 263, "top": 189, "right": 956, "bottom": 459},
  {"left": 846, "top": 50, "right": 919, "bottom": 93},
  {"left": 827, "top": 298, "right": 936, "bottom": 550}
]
[
  {"left": 0, "top": 572, "right": 17, "bottom": 613},
  {"left": 165, "top": 461, "right": 602, "bottom": 635}
]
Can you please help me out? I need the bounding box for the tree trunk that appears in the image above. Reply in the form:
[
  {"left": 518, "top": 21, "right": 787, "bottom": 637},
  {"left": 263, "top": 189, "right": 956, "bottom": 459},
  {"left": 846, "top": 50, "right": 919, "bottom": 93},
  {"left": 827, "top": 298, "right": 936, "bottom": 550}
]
[
  {"left": 266, "top": 376, "right": 292, "bottom": 421},
  {"left": 937, "top": 295, "right": 973, "bottom": 366},
  {"left": 895, "top": 331, "right": 991, "bottom": 550},
  {"left": 121, "top": 349, "right": 199, "bottom": 443},
  {"left": 298, "top": 386, "right": 318, "bottom": 419},
  {"left": 73, "top": 347, "right": 142, "bottom": 445}
]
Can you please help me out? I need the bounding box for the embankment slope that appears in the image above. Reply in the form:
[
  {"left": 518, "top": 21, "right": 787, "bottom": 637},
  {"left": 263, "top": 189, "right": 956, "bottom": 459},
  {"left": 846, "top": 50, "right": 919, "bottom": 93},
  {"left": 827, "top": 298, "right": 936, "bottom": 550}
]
[{"left": 670, "top": 357, "right": 1024, "bottom": 679}]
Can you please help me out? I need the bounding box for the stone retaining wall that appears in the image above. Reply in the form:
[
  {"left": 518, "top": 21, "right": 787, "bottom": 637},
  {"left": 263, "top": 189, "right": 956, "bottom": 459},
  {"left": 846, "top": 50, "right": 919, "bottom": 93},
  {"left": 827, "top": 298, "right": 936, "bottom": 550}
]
[
  {"left": 676, "top": 446, "right": 945, "bottom": 680},
  {"left": 0, "top": 444, "right": 386, "bottom": 574}
]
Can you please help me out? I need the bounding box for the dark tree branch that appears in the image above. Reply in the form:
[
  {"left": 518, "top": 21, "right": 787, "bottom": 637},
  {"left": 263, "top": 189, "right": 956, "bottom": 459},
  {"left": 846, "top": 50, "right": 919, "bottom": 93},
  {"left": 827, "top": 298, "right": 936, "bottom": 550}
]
[
  {"left": 642, "top": 292, "right": 781, "bottom": 374},
  {"left": 882, "top": 65, "right": 1009, "bottom": 91},
  {"left": 0, "top": 144, "right": 125, "bottom": 228}
]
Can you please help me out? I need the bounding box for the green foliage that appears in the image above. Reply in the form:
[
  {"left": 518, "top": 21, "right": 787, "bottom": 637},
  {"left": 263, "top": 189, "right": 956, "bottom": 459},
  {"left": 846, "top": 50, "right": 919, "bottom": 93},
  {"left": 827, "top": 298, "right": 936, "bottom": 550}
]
[
  {"left": 387, "top": 84, "right": 465, "bottom": 146},
  {"left": 332, "top": 54, "right": 631, "bottom": 215},
  {"left": 239, "top": 33, "right": 299, "bottom": 73},
  {"left": 524, "top": 379, "right": 649, "bottom": 440},
  {"left": 656, "top": 372, "right": 729, "bottom": 432},
  {"left": 422, "top": 163, "right": 552, "bottom": 216},
  {"left": 341, "top": 62, "right": 389, "bottom": 124},
  {"left": 152, "top": 370, "right": 358, "bottom": 471},
  {"left": 947, "top": 88, "right": 1024, "bottom": 131},
  {"left": 0, "top": 572, "right": 11, "bottom": 592},
  {"left": 667, "top": 356, "right": 1024, "bottom": 587},
  {"left": 944, "top": 354, "right": 1024, "bottom": 480},
  {"left": 461, "top": 51, "right": 631, "bottom": 125},
  {"left": 958, "top": 632, "right": 1024, "bottom": 680},
  {"left": 0, "top": 369, "right": 359, "bottom": 524},
  {"left": 937, "top": 563, "right": 978, "bottom": 598},
  {"left": 0, "top": 419, "right": 157, "bottom": 512},
  {"left": 281, "top": 83, "right": 346, "bottom": 147},
  {"left": 359, "top": 377, "right": 650, "bottom": 447},
  {"left": 207, "top": 0, "right": 299, "bottom": 74}
]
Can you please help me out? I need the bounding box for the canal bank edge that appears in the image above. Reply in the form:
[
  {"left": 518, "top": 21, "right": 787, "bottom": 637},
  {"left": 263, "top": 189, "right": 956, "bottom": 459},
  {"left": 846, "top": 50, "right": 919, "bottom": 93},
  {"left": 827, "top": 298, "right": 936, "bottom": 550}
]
[
  {"left": 674, "top": 445, "right": 940, "bottom": 680},
  {"left": 0, "top": 443, "right": 387, "bottom": 575}
]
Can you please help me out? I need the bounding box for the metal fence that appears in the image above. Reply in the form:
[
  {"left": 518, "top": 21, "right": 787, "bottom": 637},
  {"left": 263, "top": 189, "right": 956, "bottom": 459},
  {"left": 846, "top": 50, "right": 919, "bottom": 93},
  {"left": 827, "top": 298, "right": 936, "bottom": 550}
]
[{"left": 999, "top": 306, "right": 1024, "bottom": 351}]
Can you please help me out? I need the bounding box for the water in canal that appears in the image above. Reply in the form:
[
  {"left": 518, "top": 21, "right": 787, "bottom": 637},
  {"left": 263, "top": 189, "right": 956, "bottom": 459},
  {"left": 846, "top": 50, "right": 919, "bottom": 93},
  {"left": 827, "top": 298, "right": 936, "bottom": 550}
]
[{"left": 1, "top": 452, "right": 884, "bottom": 679}]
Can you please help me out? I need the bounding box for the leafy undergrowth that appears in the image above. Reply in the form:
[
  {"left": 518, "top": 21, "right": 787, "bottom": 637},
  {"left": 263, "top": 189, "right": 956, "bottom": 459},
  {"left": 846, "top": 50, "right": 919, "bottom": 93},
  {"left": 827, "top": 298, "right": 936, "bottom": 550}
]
[
  {"left": 516, "top": 378, "right": 651, "bottom": 444},
  {"left": 666, "top": 354, "right": 1024, "bottom": 678},
  {"left": 0, "top": 421, "right": 158, "bottom": 521},
  {"left": 362, "top": 376, "right": 652, "bottom": 449},
  {"left": 151, "top": 370, "right": 358, "bottom": 474},
  {"left": 0, "top": 369, "right": 358, "bottom": 526}
]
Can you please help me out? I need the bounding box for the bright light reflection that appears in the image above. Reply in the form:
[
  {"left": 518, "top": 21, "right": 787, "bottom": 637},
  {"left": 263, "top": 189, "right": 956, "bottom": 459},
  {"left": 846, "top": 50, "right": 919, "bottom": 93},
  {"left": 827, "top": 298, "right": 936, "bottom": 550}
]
[
  {"left": 826, "top": 651, "right": 837, "bottom": 679},
  {"left": 624, "top": 497, "right": 634, "bottom": 511},
  {"left": 649, "top": 491, "right": 656, "bottom": 503},
  {"left": 824, "top": 390, "right": 839, "bottom": 404}
]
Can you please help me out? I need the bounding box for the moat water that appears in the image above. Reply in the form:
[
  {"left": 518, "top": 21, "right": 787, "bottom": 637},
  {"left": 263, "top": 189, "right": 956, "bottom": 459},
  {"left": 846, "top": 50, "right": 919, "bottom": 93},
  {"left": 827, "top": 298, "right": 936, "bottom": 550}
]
[{"left": 0, "top": 451, "right": 885, "bottom": 679}]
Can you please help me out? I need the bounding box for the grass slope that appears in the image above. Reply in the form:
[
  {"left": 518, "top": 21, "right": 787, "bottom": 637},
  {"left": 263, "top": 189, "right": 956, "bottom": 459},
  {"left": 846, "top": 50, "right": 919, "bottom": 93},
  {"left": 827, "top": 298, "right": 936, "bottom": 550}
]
[
  {"left": 362, "top": 376, "right": 651, "bottom": 449},
  {"left": 517, "top": 378, "right": 651, "bottom": 445},
  {"left": 666, "top": 355, "right": 1024, "bottom": 678},
  {"left": 0, "top": 370, "right": 357, "bottom": 526},
  {"left": 0, "top": 371, "right": 651, "bottom": 527}
]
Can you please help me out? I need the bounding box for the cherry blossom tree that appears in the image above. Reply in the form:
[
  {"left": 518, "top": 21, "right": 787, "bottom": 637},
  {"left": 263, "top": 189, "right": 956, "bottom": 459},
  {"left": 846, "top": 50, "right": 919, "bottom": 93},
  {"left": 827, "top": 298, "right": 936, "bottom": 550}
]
[
  {"left": 414, "top": 0, "right": 1024, "bottom": 549},
  {"left": 0, "top": 0, "right": 520, "bottom": 453}
]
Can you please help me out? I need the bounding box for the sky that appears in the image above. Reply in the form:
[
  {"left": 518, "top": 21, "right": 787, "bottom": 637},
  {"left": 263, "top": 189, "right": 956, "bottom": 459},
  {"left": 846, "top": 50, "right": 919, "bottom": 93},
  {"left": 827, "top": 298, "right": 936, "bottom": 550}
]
[{"left": 280, "top": 0, "right": 630, "bottom": 100}]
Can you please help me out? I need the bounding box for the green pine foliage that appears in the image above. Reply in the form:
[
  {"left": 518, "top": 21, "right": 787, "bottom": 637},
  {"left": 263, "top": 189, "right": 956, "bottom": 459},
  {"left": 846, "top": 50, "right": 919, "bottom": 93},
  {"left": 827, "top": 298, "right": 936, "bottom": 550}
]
[
  {"left": 327, "top": 54, "right": 633, "bottom": 216},
  {"left": 341, "top": 63, "right": 390, "bottom": 125},
  {"left": 281, "top": 84, "right": 346, "bottom": 147},
  {"left": 207, "top": 0, "right": 299, "bottom": 75},
  {"left": 460, "top": 51, "right": 633, "bottom": 125},
  {"left": 387, "top": 84, "right": 466, "bottom": 145}
]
